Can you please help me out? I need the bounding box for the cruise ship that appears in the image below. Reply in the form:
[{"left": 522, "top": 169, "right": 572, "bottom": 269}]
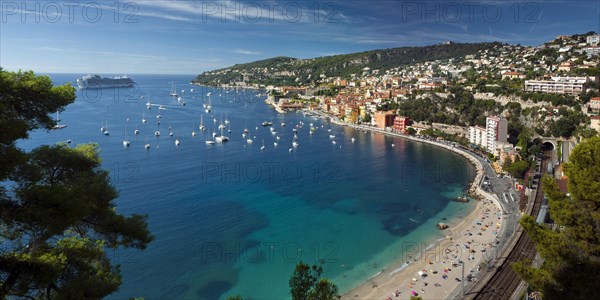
[{"left": 77, "top": 74, "right": 136, "bottom": 89}]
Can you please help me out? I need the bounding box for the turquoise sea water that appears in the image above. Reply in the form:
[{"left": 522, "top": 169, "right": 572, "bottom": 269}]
[{"left": 19, "top": 74, "right": 476, "bottom": 299}]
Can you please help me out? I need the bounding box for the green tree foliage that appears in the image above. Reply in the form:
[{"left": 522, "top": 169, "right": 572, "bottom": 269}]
[
  {"left": 0, "top": 69, "right": 75, "bottom": 179},
  {"left": 376, "top": 100, "right": 399, "bottom": 111},
  {"left": 504, "top": 158, "right": 530, "bottom": 179},
  {"left": 521, "top": 92, "right": 577, "bottom": 106},
  {"left": 315, "top": 87, "right": 341, "bottom": 97},
  {"left": 549, "top": 117, "right": 580, "bottom": 138},
  {"left": 0, "top": 69, "right": 154, "bottom": 298},
  {"left": 578, "top": 128, "right": 598, "bottom": 139},
  {"left": 419, "top": 128, "right": 468, "bottom": 145},
  {"left": 362, "top": 113, "right": 372, "bottom": 123},
  {"left": 516, "top": 128, "right": 532, "bottom": 157},
  {"left": 289, "top": 262, "right": 339, "bottom": 300},
  {"left": 514, "top": 137, "right": 600, "bottom": 299},
  {"left": 397, "top": 90, "right": 502, "bottom": 127}
]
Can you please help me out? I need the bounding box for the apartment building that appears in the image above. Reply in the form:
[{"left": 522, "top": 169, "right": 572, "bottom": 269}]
[{"left": 524, "top": 76, "right": 595, "bottom": 95}]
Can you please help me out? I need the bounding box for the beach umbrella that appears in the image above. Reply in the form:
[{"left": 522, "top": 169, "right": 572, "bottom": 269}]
[
  {"left": 411, "top": 291, "right": 417, "bottom": 296},
  {"left": 418, "top": 271, "right": 424, "bottom": 276}
]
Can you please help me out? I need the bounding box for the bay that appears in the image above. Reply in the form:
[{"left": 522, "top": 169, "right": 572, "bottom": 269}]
[{"left": 19, "top": 74, "right": 476, "bottom": 300}]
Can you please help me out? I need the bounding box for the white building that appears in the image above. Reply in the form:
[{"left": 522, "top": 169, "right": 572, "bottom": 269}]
[
  {"left": 584, "top": 46, "right": 600, "bottom": 56},
  {"left": 587, "top": 34, "right": 600, "bottom": 46},
  {"left": 468, "top": 116, "right": 508, "bottom": 155},
  {"left": 524, "top": 76, "right": 595, "bottom": 95},
  {"left": 468, "top": 126, "right": 487, "bottom": 149},
  {"left": 486, "top": 116, "right": 508, "bottom": 154}
]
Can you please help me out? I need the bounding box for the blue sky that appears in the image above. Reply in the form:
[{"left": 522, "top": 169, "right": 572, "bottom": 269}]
[{"left": 1, "top": 0, "right": 598, "bottom": 74}]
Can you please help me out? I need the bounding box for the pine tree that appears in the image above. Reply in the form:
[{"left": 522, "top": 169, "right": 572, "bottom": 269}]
[{"left": 0, "top": 69, "right": 154, "bottom": 298}]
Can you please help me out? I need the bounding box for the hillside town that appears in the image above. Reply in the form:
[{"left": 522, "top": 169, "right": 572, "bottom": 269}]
[{"left": 222, "top": 34, "right": 597, "bottom": 179}]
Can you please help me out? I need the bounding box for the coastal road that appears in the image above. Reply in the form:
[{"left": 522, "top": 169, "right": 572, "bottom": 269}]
[{"left": 468, "top": 150, "right": 549, "bottom": 300}]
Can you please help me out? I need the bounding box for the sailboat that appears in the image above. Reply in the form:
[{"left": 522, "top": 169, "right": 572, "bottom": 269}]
[
  {"left": 215, "top": 125, "right": 229, "bottom": 143},
  {"left": 206, "top": 123, "right": 216, "bottom": 144},
  {"left": 122, "top": 123, "right": 130, "bottom": 147},
  {"left": 260, "top": 139, "right": 266, "bottom": 150},
  {"left": 205, "top": 95, "right": 212, "bottom": 113},
  {"left": 53, "top": 111, "right": 67, "bottom": 129},
  {"left": 170, "top": 82, "right": 178, "bottom": 97},
  {"left": 218, "top": 113, "right": 226, "bottom": 130},
  {"left": 192, "top": 122, "right": 197, "bottom": 136},
  {"left": 146, "top": 94, "right": 152, "bottom": 109},
  {"left": 103, "top": 121, "right": 110, "bottom": 136},
  {"left": 144, "top": 137, "right": 150, "bottom": 149},
  {"left": 199, "top": 114, "right": 206, "bottom": 131},
  {"left": 142, "top": 111, "right": 147, "bottom": 123}
]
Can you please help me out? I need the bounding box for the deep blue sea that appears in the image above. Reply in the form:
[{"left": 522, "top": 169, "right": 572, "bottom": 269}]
[{"left": 19, "top": 74, "right": 476, "bottom": 300}]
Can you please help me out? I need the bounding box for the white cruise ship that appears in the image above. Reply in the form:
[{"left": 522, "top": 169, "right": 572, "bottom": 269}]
[{"left": 77, "top": 74, "right": 136, "bottom": 89}]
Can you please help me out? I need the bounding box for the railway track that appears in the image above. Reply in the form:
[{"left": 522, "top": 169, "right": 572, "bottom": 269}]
[{"left": 471, "top": 150, "right": 550, "bottom": 300}]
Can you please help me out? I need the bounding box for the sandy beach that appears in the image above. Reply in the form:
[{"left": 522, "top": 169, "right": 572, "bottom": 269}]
[{"left": 341, "top": 198, "right": 502, "bottom": 300}]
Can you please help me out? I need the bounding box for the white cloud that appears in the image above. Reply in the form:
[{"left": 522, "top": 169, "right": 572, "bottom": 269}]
[
  {"left": 234, "top": 49, "right": 261, "bottom": 55},
  {"left": 136, "top": 0, "right": 339, "bottom": 23},
  {"left": 34, "top": 46, "right": 64, "bottom": 52}
]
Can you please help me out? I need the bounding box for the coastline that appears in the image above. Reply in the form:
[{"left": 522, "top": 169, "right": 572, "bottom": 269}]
[{"left": 307, "top": 112, "right": 505, "bottom": 299}]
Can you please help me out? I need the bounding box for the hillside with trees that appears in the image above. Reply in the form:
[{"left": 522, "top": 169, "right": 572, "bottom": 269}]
[{"left": 193, "top": 42, "right": 501, "bottom": 86}]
